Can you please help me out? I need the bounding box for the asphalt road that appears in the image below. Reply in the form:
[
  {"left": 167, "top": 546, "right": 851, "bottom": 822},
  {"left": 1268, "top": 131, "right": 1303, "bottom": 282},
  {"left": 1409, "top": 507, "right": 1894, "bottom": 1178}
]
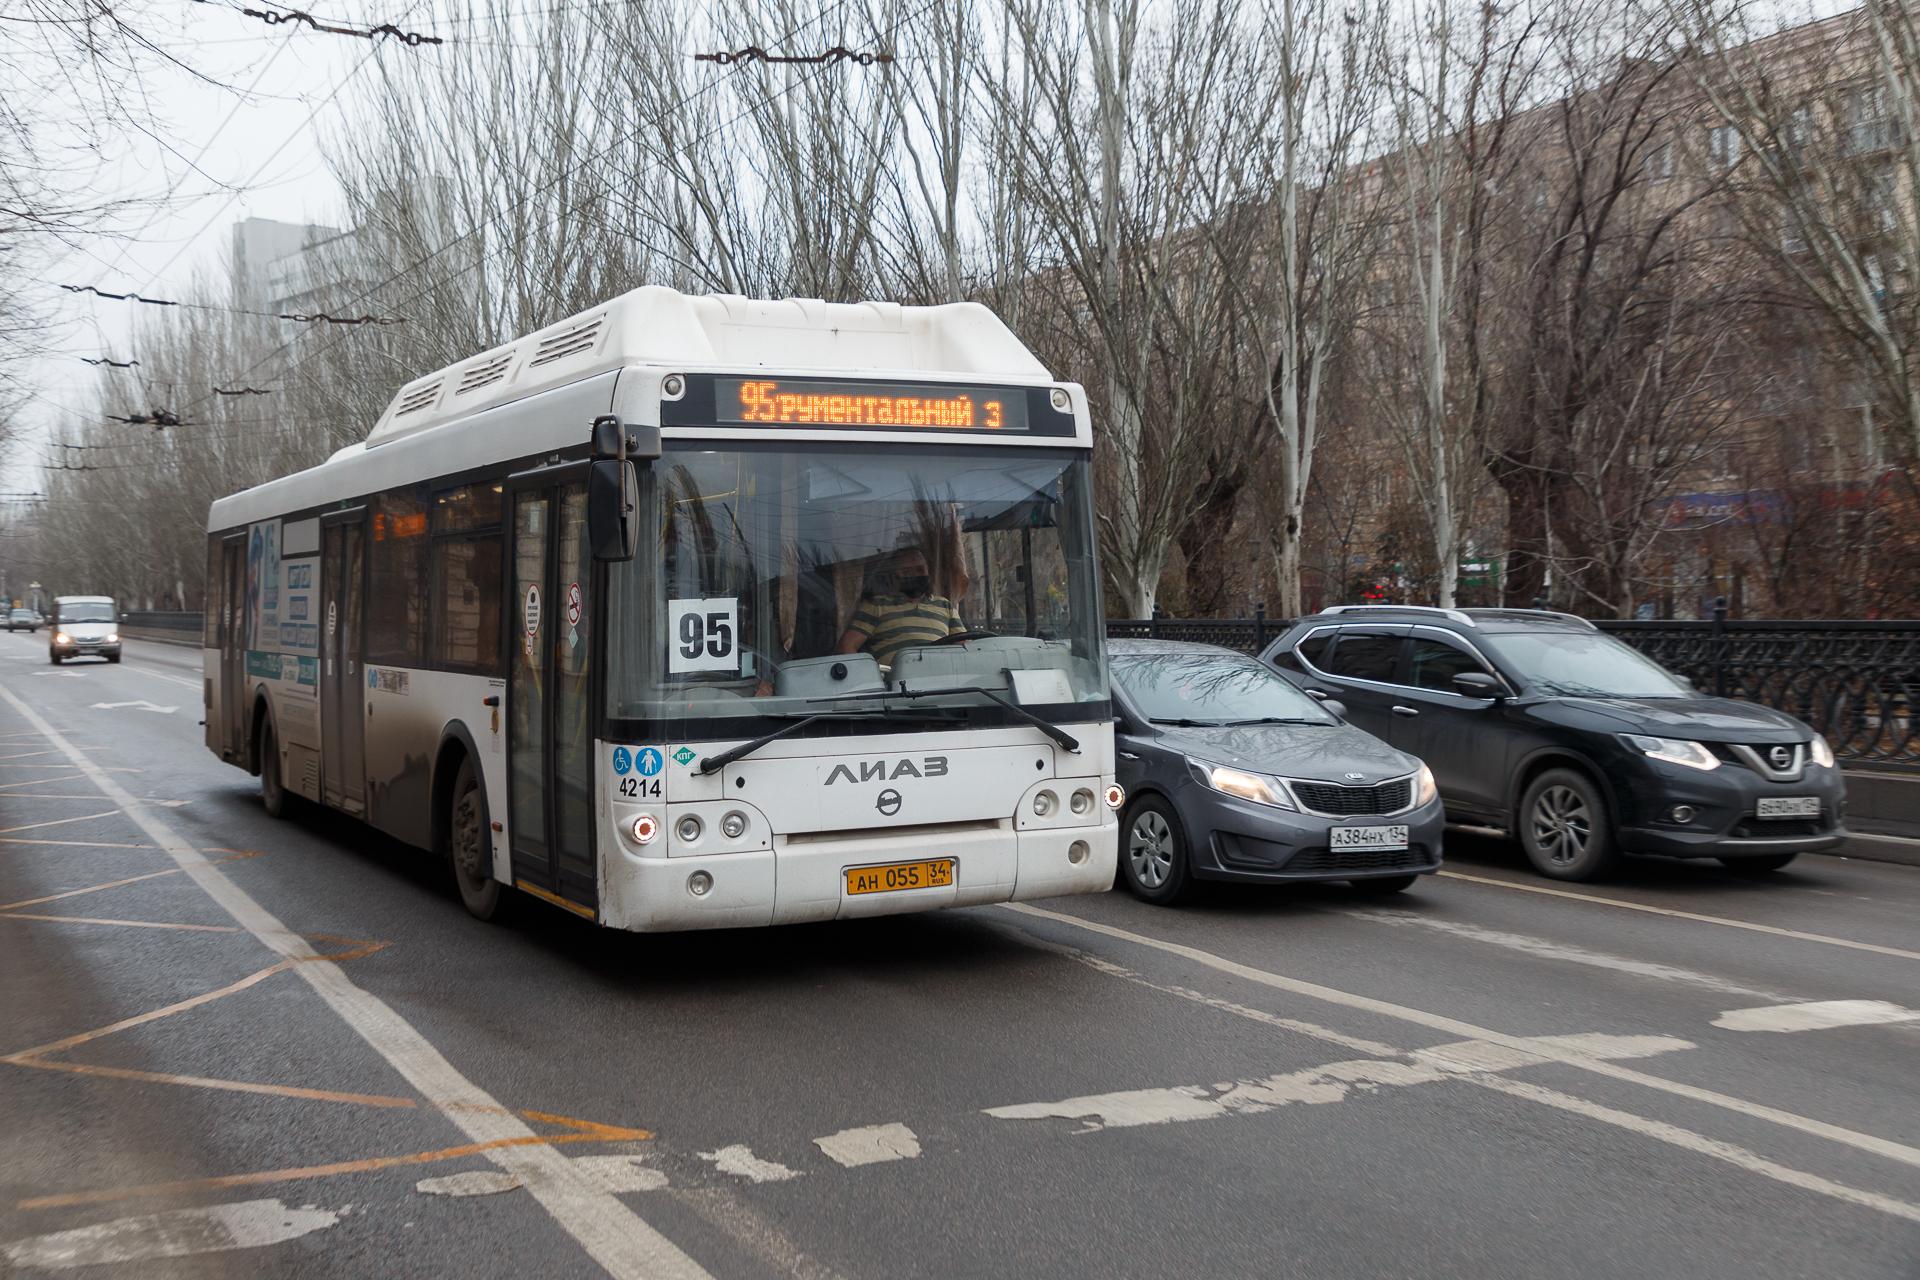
[{"left": 3, "top": 632, "right": 1918, "bottom": 1278}]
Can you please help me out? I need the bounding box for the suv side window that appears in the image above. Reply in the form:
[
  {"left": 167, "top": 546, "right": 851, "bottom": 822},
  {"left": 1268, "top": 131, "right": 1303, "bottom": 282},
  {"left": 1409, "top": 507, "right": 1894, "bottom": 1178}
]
[
  {"left": 1407, "top": 635, "right": 1493, "bottom": 691},
  {"left": 1323, "top": 632, "right": 1402, "bottom": 682},
  {"left": 1294, "top": 632, "right": 1333, "bottom": 669}
]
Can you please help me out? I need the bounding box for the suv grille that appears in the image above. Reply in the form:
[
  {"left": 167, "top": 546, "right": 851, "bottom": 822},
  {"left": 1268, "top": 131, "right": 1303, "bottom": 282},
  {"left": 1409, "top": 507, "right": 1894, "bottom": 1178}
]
[{"left": 1289, "top": 777, "right": 1412, "bottom": 816}]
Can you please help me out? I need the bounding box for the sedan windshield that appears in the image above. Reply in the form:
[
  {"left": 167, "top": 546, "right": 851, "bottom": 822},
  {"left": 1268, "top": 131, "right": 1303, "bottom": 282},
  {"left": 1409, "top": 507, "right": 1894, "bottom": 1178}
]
[
  {"left": 1484, "top": 631, "right": 1691, "bottom": 698},
  {"left": 1114, "top": 652, "right": 1334, "bottom": 725}
]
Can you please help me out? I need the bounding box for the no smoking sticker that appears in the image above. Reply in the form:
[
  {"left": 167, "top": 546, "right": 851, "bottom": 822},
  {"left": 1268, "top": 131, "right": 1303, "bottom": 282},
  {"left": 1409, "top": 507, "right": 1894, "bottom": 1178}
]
[{"left": 566, "top": 582, "right": 582, "bottom": 627}]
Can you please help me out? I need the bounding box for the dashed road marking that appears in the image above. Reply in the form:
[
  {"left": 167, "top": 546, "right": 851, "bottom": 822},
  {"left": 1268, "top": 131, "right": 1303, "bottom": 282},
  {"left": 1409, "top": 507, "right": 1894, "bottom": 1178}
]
[
  {"left": 986, "top": 1033, "right": 1690, "bottom": 1131},
  {"left": 1713, "top": 1000, "right": 1920, "bottom": 1034},
  {"left": 1340, "top": 907, "right": 1795, "bottom": 1001},
  {"left": 813, "top": 1123, "right": 921, "bottom": 1168},
  {"left": 0, "top": 683, "right": 712, "bottom": 1280},
  {"left": 1436, "top": 870, "right": 1920, "bottom": 963},
  {"left": 1001, "top": 903, "right": 1920, "bottom": 1173},
  {"left": 125, "top": 664, "right": 203, "bottom": 691},
  {"left": 3, "top": 1199, "right": 342, "bottom": 1270},
  {"left": 698, "top": 1145, "right": 800, "bottom": 1184}
]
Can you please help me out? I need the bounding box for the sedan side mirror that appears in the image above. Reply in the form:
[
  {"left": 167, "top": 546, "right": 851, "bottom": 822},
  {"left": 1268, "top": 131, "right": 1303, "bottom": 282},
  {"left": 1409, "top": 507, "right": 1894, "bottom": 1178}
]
[
  {"left": 1320, "top": 699, "right": 1347, "bottom": 719},
  {"left": 1452, "top": 671, "right": 1503, "bottom": 699}
]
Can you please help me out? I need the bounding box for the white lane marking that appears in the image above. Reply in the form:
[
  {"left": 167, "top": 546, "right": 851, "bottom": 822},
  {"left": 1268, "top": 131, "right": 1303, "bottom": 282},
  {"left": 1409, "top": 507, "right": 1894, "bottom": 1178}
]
[
  {"left": 986, "top": 1033, "right": 1690, "bottom": 1131},
  {"left": 89, "top": 700, "right": 177, "bottom": 714},
  {"left": 1341, "top": 907, "right": 1794, "bottom": 1001},
  {"left": 1714, "top": 1000, "right": 1920, "bottom": 1034},
  {"left": 0, "top": 684, "right": 712, "bottom": 1280},
  {"left": 1002, "top": 903, "right": 1920, "bottom": 1174},
  {"left": 1437, "top": 870, "right": 1920, "bottom": 963},
  {"left": 3, "top": 1198, "right": 340, "bottom": 1269},
  {"left": 417, "top": 1171, "right": 524, "bottom": 1197},
  {"left": 30, "top": 671, "right": 84, "bottom": 678},
  {"left": 573, "top": 1155, "right": 670, "bottom": 1194},
  {"left": 698, "top": 1145, "right": 800, "bottom": 1184},
  {"left": 812, "top": 1123, "right": 921, "bottom": 1168},
  {"left": 125, "top": 663, "right": 203, "bottom": 691},
  {"left": 1012, "top": 919, "right": 1920, "bottom": 1225}
]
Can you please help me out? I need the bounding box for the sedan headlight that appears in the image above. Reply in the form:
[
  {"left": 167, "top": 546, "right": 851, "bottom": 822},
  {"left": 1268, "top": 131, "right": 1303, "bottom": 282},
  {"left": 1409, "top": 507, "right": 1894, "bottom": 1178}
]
[
  {"left": 1620, "top": 734, "right": 1720, "bottom": 771},
  {"left": 1809, "top": 735, "right": 1835, "bottom": 768},
  {"left": 1191, "top": 759, "right": 1296, "bottom": 810},
  {"left": 54, "top": 632, "right": 70, "bottom": 645},
  {"left": 1413, "top": 763, "right": 1437, "bottom": 807}
]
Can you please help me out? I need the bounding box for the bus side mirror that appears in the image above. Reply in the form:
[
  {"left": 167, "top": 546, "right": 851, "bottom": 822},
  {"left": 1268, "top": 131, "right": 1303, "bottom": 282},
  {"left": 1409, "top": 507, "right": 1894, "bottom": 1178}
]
[{"left": 588, "top": 459, "right": 638, "bottom": 562}]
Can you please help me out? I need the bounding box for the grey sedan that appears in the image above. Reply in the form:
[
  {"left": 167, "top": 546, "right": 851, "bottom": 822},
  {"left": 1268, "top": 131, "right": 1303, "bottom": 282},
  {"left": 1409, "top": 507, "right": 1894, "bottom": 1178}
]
[{"left": 1110, "top": 640, "right": 1445, "bottom": 903}]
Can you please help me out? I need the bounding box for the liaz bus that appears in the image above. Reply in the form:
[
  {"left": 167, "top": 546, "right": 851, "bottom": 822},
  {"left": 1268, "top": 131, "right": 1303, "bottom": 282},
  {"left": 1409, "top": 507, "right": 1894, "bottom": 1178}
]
[{"left": 204, "top": 287, "right": 1122, "bottom": 930}]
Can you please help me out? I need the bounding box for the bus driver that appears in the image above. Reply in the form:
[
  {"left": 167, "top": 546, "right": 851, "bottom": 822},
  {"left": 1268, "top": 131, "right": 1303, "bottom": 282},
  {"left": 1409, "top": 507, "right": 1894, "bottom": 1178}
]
[{"left": 837, "top": 545, "right": 967, "bottom": 667}]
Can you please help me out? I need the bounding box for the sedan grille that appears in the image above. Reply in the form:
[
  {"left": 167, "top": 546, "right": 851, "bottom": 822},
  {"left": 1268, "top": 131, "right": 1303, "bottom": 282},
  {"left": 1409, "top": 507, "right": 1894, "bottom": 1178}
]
[
  {"left": 1288, "top": 777, "right": 1412, "bottom": 816},
  {"left": 1286, "top": 846, "right": 1426, "bottom": 873}
]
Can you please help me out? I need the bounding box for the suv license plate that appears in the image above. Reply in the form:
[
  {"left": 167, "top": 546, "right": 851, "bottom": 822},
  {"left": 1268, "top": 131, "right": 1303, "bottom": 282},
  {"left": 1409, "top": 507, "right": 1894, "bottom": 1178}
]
[
  {"left": 1330, "top": 825, "right": 1409, "bottom": 850},
  {"left": 845, "top": 858, "right": 955, "bottom": 895},
  {"left": 1756, "top": 797, "right": 1820, "bottom": 819}
]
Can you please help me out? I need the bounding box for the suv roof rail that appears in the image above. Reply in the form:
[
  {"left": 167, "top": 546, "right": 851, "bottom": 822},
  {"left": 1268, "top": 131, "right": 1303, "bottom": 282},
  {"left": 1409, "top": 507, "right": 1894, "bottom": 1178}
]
[
  {"left": 1320, "top": 604, "right": 1476, "bottom": 627},
  {"left": 1464, "top": 608, "right": 1598, "bottom": 631}
]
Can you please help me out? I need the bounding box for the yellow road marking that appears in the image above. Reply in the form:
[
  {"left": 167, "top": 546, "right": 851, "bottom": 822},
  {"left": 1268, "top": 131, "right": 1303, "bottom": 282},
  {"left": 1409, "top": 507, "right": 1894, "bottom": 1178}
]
[
  {"left": 17, "top": 1124, "right": 653, "bottom": 1211},
  {"left": 1436, "top": 870, "right": 1920, "bottom": 963},
  {"left": 0, "top": 852, "right": 264, "bottom": 911},
  {"left": 5, "top": 961, "right": 295, "bottom": 1060},
  {"left": 0, "top": 809, "right": 121, "bottom": 835},
  {"left": 0, "top": 912, "right": 242, "bottom": 933}
]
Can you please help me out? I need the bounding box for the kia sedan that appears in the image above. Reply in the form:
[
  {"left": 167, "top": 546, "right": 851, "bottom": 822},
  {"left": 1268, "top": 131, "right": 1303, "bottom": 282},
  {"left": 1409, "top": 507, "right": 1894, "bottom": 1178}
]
[{"left": 1109, "top": 640, "right": 1443, "bottom": 903}]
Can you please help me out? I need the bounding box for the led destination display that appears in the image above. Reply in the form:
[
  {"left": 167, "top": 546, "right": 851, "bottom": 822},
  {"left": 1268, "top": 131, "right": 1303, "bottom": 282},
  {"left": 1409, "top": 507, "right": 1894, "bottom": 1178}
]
[{"left": 713, "top": 377, "right": 1033, "bottom": 433}]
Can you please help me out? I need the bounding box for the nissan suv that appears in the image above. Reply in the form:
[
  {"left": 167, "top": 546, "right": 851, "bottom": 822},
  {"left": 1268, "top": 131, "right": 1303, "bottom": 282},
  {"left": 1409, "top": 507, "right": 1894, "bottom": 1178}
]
[{"left": 1261, "top": 606, "right": 1847, "bottom": 880}]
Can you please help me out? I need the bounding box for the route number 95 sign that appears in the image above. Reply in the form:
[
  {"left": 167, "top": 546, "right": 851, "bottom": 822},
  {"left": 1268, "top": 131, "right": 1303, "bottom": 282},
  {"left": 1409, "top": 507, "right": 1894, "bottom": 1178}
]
[{"left": 668, "top": 598, "right": 739, "bottom": 673}]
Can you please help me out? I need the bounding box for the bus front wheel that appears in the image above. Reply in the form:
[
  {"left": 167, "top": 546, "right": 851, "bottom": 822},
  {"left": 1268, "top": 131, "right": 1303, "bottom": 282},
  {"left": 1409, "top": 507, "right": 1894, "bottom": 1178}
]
[
  {"left": 449, "top": 756, "right": 505, "bottom": 922},
  {"left": 259, "top": 720, "right": 293, "bottom": 818}
]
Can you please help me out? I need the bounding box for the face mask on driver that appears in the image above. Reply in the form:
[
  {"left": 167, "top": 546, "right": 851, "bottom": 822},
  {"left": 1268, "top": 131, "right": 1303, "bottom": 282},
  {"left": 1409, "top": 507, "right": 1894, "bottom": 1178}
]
[{"left": 896, "top": 574, "right": 931, "bottom": 599}]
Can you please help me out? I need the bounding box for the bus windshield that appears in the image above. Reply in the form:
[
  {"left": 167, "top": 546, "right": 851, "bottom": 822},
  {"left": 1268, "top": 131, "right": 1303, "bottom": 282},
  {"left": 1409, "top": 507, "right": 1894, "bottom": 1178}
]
[{"left": 607, "top": 442, "right": 1106, "bottom": 735}]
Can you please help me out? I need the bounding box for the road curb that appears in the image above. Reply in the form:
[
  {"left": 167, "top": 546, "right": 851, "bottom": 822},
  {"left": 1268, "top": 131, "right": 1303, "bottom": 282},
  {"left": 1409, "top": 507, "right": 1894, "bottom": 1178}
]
[{"left": 1835, "top": 832, "right": 1920, "bottom": 870}]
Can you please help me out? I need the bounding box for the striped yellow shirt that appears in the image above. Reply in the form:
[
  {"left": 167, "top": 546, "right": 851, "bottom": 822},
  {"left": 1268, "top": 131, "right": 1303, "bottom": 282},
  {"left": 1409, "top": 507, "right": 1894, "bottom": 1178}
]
[{"left": 846, "top": 594, "right": 964, "bottom": 665}]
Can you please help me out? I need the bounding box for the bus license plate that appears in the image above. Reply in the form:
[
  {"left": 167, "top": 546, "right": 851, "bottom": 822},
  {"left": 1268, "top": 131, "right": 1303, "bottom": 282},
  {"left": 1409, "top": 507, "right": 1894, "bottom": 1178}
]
[
  {"left": 1330, "top": 825, "right": 1408, "bottom": 850},
  {"left": 845, "top": 859, "right": 955, "bottom": 895},
  {"left": 1756, "top": 797, "right": 1820, "bottom": 819}
]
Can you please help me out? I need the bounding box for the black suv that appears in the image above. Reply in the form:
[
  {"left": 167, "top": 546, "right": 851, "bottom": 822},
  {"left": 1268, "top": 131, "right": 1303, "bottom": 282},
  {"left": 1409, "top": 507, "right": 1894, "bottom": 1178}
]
[{"left": 1261, "top": 607, "right": 1848, "bottom": 880}]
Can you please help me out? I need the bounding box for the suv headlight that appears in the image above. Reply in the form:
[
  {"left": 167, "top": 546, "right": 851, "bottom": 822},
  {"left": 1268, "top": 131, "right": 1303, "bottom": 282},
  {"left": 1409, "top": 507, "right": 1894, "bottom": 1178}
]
[
  {"left": 1191, "top": 759, "right": 1296, "bottom": 810},
  {"left": 1620, "top": 734, "right": 1720, "bottom": 772},
  {"left": 1413, "top": 763, "right": 1437, "bottom": 807},
  {"left": 1809, "top": 735, "right": 1835, "bottom": 768}
]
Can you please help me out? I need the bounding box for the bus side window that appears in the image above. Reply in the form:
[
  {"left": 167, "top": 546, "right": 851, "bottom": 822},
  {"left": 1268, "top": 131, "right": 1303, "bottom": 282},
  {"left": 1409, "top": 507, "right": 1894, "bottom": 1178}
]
[
  {"left": 430, "top": 482, "right": 504, "bottom": 675},
  {"left": 369, "top": 489, "right": 429, "bottom": 666}
]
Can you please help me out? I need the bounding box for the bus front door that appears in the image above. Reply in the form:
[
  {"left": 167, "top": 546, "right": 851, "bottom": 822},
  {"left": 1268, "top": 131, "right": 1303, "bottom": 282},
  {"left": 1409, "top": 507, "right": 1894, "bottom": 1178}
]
[
  {"left": 320, "top": 512, "right": 367, "bottom": 814},
  {"left": 506, "top": 478, "right": 596, "bottom": 918}
]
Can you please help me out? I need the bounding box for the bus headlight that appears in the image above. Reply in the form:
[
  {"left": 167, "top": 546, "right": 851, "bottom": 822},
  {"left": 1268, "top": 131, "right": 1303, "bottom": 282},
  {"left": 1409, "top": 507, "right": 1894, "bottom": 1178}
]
[
  {"left": 720, "top": 810, "right": 748, "bottom": 839},
  {"left": 1070, "top": 788, "right": 1095, "bottom": 815},
  {"left": 629, "top": 813, "right": 659, "bottom": 844},
  {"left": 1033, "top": 791, "right": 1057, "bottom": 817}
]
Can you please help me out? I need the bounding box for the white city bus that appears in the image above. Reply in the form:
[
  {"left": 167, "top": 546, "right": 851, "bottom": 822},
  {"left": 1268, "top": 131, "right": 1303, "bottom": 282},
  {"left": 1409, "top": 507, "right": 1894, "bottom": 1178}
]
[{"left": 204, "top": 287, "right": 1121, "bottom": 930}]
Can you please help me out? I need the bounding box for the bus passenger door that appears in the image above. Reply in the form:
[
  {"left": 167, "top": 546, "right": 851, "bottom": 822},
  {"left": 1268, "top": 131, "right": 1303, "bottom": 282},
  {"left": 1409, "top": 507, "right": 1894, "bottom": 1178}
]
[
  {"left": 320, "top": 511, "right": 367, "bottom": 814},
  {"left": 220, "top": 534, "right": 247, "bottom": 758},
  {"left": 506, "top": 477, "right": 596, "bottom": 917}
]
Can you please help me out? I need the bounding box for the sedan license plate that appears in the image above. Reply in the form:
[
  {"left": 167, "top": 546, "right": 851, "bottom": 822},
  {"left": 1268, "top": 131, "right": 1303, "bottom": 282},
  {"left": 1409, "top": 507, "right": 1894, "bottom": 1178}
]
[
  {"left": 1756, "top": 797, "right": 1820, "bottom": 819},
  {"left": 1329, "top": 825, "right": 1408, "bottom": 851},
  {"left": 845, "top": 858, "right": 955, "bottom": 896}
]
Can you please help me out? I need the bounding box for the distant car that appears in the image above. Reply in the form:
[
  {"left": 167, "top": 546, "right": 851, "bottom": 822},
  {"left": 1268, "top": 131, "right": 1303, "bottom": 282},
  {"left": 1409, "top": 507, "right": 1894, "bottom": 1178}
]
[
  {"left": 1262, "top": 606, "right": 1847, "bottom": 880},
  {"left": 6, "top": 608, "right": 37, "bottom": 633},
  {"left": 48, "top": 595, "right": 121, "bottom": 664},
  {"left": 1107, "top": 639, "right": 1443, "bottom": 903}
]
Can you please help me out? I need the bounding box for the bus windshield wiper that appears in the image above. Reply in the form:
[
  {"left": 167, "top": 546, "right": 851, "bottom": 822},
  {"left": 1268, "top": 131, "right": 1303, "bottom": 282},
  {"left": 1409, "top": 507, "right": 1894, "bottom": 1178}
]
[
  {"left": 697, "top": 709, "right": 947, "bottom": 776},
  {"left": 819, "top": 685, "right": 1081, "bottom": 754}
]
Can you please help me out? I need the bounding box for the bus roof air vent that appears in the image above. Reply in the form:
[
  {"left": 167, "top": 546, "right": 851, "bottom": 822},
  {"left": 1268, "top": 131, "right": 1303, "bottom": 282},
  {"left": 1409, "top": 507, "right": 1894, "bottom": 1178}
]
[
  {"left": 528, "top": 313, "right": 606, "bottom": 369},
  {"left": 455, "top": 352, "right": 515, "bottom": 396},
  {"left": 393, "top": 380, "right": 443, "bottom": 416}
]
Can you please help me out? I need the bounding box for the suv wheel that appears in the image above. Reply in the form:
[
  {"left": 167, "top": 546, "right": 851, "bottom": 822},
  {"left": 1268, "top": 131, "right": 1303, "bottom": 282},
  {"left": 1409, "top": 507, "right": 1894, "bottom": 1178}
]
[
  {"left": 1518, "top": 768, "right": 1619, "bottom": 881},
  {"left": 1120, "top": 796, "right": 1192, "bottom": 904}
]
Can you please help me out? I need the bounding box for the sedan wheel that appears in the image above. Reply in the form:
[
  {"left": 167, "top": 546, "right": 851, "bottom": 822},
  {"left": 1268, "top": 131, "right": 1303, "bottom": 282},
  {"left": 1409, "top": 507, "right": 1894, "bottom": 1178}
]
[
  {"left": 1518, "top": 767, "right": 1619, "bottom": 881},
  {"left": 1120, "top": 797, "right": 1191, "bottom": 904}
]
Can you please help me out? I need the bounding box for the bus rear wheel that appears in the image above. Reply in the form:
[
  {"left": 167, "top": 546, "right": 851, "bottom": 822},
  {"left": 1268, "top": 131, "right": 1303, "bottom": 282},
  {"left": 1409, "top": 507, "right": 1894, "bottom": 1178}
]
[{"left": 449, "top": 756, "right": 505, "bottom": 922}]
